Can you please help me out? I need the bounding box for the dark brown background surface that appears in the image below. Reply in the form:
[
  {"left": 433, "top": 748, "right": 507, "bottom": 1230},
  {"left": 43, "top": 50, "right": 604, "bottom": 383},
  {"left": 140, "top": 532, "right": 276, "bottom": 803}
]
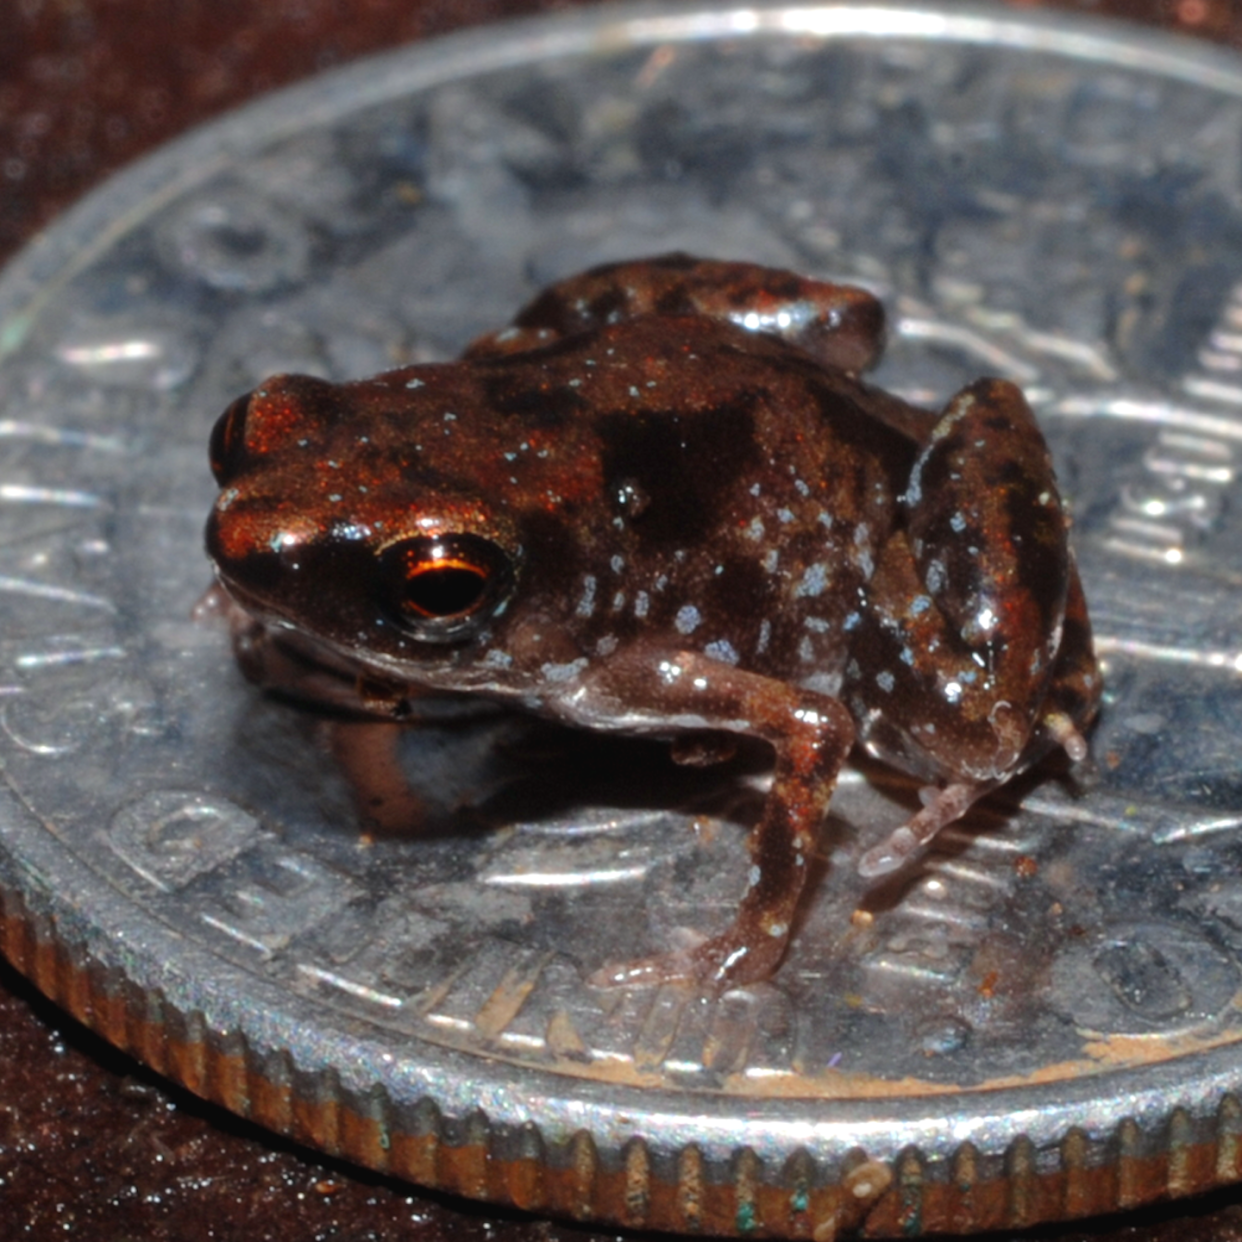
[{"left": 4, "top": 1, "right": 1242, "bottom": 1239}]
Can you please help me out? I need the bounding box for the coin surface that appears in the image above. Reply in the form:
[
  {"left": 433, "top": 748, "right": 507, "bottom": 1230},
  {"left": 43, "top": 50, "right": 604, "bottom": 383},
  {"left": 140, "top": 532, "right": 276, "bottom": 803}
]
[{"left": 3, "top": 2, "right": 1242, "bottom": 1236}]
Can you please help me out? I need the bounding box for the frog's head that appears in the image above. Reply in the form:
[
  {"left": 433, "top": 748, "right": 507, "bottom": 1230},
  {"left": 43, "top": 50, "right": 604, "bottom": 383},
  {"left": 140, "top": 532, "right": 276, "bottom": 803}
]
[{"left": 205, "top": 373, "right": 522, "bottom": 670}]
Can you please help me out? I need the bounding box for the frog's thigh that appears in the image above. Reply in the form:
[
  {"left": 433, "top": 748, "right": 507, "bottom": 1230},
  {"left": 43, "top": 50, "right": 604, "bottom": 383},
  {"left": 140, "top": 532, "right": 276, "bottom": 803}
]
[
  {"left": 846, "top": 383, "right": 1074, "bottom": 785},
  {"left": 905, "top": 377, "right": 1070, "bottom": 649},
  {"left": 844, "top": 536, "right": 1018, "bottom": 779},
  {"left": 910, "top": 381, "right": 1069, "bottom": 754}
]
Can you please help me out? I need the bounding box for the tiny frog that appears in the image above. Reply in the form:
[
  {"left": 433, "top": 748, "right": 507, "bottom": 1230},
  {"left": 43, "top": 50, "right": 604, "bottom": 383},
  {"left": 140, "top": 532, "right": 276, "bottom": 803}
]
[{"left": 206, "top": 253, "right": 1099, "bottom": 989}]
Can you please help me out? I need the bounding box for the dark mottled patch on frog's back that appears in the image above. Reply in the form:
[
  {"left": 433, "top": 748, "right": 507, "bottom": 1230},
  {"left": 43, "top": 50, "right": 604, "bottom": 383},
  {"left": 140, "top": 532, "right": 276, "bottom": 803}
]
[
  {"left": 806, "top": 374, "right": 918, "bottom": 495},
  {"left": 654, "top": 289, "right": 698, "bottom": 316},
  {"left": 395, "top": 455, "right": 459, "bottom": 491},
  {"left": 513, "top": 507, "right": 596, "bottom": 598},
  {"left": 597, "top": 396, "right": 758, "bottom": 549},
  {"left": 696, "top": 552, "right": 781, "bottom": 635},
  {"left": 477, "top": 371, "right": 588, "bottom": 427}
]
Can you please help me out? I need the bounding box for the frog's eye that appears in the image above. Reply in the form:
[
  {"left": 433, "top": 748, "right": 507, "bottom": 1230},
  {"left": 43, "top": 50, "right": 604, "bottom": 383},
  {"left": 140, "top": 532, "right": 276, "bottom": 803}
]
[
  {"left": 377, "top": 534, "right": 514, "bottom": 642},
  {"left": 209, "top": 394, "right": 250, "bottom": 484}
]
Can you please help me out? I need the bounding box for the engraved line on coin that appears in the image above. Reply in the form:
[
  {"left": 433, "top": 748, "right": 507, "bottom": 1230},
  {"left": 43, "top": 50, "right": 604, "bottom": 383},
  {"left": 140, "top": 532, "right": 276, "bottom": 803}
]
[
  {"left": 55, "top": 314, "right": 200, "bottom": 390},
  {"left": 0, "top": 420, "right": 126, "bottom": 452},
  {"left": 1092, "top": 634, "right": 1242, "bottom": 671},
  {"left": 481, "top": 856, "right": 651, "bottom": 887},
  {"left": 1046, "top": 398, "right": 1242, "bottom": 439},
  {"left": 1186, "top": 377, "right": 1242, "bottom": 406},
  {"left": 296, "top": 964, "right": 405, "bottom": 1010},
  {"left": 894, "top": 314, "right": 1041, "bottom": 383},
  {"left": 1082, "top": 566, "right": 1242, "bottom": 668},
  {"left": 197, "top": 843, "right": 362, "bottom": 957},
  {"left": 58, "top": 339, "right": 165, "bottom": 369},
  {"left": 479, "top": 810, "right": 703, "bottom": 888},
  {"left": 12, "top": 643, "right": 126, "bottom": 671},
  {"left": 896, "top": 308, "right": 1118, "bottom": 384},
  {"left": 1021, "top": 787, "right": 1242, "bottom": 844},
  {"left": 0, "top": 485, "right": 104, "bottom": 508},
  {"left": 0, "top": 576, "right": 114, "bottom": 611}
]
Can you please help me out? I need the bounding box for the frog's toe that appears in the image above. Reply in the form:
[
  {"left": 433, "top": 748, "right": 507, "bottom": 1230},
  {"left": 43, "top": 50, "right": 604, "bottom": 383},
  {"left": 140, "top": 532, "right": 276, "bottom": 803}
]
[
  {"left": 589, "top": 926, "right": 788, "bottom": 991},
  {"left": 1042, "top": 710, "right": 1090, "bottom": 763},
  {"left": 587, "top": 949, "right": 700, "bottom": 990},
  {"left": 858, "top": 781, "right": 985, "bottom": 878},
  {"left": 856, "top": 825, "right": 920, "bottom": 878}
]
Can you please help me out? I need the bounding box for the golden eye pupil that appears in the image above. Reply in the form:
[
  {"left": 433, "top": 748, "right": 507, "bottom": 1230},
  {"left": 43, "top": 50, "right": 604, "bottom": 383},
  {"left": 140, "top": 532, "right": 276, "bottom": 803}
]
[
  {"left": 378, "top": 533, "right": 513, "bottom": 640},
  {"left": 402, "top": 559, "right": 488, "bottom": 619}
]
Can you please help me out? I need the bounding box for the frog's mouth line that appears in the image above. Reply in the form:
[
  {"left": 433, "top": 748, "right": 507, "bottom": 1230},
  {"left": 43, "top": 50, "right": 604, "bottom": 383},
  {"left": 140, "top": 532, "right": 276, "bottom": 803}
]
[{"left": 211, "top": 570, "right": 511, "bottom": 698}]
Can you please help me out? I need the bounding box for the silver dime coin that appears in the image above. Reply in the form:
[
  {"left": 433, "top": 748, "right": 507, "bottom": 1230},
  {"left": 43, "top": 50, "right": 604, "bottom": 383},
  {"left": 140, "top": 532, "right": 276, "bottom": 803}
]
[{"left": 2, "top": 2, "right": 1242, "bottom": 1235}]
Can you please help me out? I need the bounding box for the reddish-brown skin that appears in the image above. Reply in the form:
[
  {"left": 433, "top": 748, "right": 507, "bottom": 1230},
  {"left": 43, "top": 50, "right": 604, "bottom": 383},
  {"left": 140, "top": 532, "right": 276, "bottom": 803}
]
[{"left": 205, "top": 253, "right": 1101, "bottom": 989}]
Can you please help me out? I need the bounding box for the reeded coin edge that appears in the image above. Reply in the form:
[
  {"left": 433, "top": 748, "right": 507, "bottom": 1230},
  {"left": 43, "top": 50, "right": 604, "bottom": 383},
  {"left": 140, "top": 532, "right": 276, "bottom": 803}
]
[{"left": 3, "top": 879, "right": 1242, "bottom": 1238}]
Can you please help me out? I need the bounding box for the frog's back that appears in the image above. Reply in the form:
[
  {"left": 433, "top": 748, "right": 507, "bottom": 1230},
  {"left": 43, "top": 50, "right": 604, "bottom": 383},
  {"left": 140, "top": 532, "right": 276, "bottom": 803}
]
[{"left": 449, "top": 316, "right": 921, "bottom": 685}]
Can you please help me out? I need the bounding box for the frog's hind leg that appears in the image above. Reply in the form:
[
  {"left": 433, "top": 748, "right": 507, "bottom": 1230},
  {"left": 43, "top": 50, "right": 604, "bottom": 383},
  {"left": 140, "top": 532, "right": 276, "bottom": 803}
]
[
  {"left": 464, "top": 254, "right": 886, "bottom": 374},
  {"left": 1024, "top": 561, "right": 1101, "bottom": 765},
  {"left": 844, "top": 377, "right": 1086, "bottom": 877}
]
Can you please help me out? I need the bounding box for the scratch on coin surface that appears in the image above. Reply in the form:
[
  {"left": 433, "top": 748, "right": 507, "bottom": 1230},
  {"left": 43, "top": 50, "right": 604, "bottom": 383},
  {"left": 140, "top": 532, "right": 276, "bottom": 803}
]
[
  {"left": 298, "top": 963, "right": 404, "bottom": 1009},
  {"left": 0, "top": 575, "right": 115, "bottom": 611},
  {"left": 0, "top": 419, "right": 127, "bottom": 451},
  {"left": 0, "top": 484, "right": 104, "bottom": 507},
  {"left": 1092, "top": 633, "right": 1242, "bottom": 673}
]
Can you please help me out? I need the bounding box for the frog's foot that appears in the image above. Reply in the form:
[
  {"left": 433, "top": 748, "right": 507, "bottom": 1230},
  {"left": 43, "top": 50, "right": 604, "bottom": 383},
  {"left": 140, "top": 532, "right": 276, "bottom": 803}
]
[
  {"left": 589, "top": 925, "right": 789, "bottom": 992},
  {"left": 857, "top": 781, "right": 986, "bottom": 878},
  {"left": 858, "top": 709, "right": 1091, "bottom": 880}
]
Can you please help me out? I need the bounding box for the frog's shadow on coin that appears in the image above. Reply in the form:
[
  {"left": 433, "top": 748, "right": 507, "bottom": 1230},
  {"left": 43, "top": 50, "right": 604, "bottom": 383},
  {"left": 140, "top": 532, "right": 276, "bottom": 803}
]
[
  {"left": 228, "top": 667, "right": 1094, "bottom": 945},
  {"left": 280, "top": 697, "right": 1089, "bottom": 929},
  {"left": 406, "top": 716, "right": 779, "bottom": 837}
]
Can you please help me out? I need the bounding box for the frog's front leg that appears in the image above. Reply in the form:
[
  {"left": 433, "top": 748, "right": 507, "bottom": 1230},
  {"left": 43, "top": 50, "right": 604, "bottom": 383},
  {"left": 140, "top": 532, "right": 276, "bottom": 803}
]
[
  {"left": 580, "top": 651, "right": 854, "bottom": 990},
  {"left": 843, "top": 378, "right": 1093, "bottom": 877}
]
